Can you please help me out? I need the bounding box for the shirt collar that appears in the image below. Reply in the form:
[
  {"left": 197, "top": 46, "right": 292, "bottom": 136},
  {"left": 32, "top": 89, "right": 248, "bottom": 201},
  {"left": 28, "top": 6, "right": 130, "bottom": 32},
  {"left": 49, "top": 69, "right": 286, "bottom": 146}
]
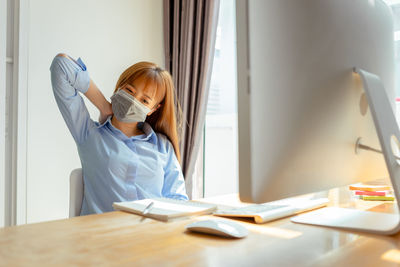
[{"left": 99, "top": 116, "right": 157, "bottom": 143}]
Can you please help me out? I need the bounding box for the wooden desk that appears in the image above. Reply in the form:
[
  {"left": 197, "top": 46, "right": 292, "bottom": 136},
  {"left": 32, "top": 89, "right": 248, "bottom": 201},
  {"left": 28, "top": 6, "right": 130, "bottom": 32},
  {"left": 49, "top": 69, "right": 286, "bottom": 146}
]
[{"left": 1, "top": 189, "right": 400, "bottom": 266}]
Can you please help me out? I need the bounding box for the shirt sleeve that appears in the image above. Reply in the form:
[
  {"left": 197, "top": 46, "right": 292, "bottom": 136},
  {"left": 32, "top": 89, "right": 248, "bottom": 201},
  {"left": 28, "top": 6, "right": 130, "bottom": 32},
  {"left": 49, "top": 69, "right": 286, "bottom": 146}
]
[
  {"left": 162, "top": 140, "right": 189, "bottom": 200},
  {"left": 49, "top": 54, "right": 94, "bottom": 144}
]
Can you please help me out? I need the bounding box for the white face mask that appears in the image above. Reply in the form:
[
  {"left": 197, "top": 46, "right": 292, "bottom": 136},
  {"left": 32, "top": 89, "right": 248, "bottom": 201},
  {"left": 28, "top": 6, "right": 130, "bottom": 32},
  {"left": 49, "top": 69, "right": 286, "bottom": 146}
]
[{"left": 110, "top": 89, "right": 152, "bottom": 123}]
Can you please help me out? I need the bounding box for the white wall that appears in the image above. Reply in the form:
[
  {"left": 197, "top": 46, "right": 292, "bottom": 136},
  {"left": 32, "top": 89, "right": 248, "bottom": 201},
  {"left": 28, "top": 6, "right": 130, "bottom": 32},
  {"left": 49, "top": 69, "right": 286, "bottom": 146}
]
[{"left": 27, "top": 0, "right": 164, "bottom": 223}]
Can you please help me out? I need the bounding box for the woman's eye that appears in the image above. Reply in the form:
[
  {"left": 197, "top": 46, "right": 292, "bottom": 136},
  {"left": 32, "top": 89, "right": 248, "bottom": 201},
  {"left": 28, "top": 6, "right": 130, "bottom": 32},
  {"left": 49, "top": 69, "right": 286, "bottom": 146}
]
[{"left": 143, "top": 99, "right": 149, "bottom": 104}]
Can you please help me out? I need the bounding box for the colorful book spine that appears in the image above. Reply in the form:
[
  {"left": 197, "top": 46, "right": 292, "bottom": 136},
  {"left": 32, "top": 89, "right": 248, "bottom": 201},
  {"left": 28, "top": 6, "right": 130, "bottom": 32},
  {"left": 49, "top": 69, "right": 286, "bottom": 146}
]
[
  {"left": 361, "top": 195, "right": 395, "bottom": 201},
  {"left": 354, "top": 190, "right": 386, "bottom": 196},
  {"left": 349, "top": 184, "right": 391, "bottom": 192}
]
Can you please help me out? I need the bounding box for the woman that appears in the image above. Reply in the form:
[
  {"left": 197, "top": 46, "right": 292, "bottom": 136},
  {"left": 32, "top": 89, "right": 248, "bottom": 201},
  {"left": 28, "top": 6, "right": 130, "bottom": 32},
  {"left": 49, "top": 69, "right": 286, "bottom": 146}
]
[{"left": 50, "top": 53, "right": 188, "bottom": 216}]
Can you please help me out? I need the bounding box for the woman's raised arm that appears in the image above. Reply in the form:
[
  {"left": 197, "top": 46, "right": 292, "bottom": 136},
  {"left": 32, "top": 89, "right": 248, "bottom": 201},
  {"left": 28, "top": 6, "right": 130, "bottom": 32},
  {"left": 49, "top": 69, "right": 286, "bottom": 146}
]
[
  {"left": 50, "top": 53, "right": 95, "bottom": 144},
  {"left": 55, "top": 53, "right": 113, "bottom": 123}
]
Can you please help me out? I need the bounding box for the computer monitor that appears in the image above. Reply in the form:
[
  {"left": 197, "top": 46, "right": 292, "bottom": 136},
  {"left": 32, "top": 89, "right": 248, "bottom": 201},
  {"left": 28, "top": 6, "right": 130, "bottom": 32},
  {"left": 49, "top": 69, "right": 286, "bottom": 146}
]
[{"left": 237, "top": 0, "right": 400, "bottom": 234}]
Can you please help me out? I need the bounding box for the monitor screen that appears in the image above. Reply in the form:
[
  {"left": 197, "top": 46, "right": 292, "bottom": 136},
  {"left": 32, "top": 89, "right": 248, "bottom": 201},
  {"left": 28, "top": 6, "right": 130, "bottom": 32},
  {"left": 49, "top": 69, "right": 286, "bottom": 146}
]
[{"left": 237, "top": 0, "right": 395, "bottom": 203}]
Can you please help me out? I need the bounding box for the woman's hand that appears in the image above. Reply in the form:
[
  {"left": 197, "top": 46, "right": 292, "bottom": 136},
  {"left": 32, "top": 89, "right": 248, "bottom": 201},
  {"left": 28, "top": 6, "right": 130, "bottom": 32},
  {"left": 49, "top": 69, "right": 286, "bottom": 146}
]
[{"left": 99, "top": 101, "right": 113, "bottom": 124}]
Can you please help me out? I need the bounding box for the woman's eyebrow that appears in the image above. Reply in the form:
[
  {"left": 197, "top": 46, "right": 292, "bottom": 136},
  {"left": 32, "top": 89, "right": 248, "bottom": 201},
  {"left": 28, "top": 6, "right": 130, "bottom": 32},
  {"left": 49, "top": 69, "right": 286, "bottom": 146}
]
[
  {"left": 143, "top": 94, "right": 153, "bottom": 100},
  {"left": 126, "top": 84, "right": 135, "bottom": 91},
  {"left": 130, "top": 84, "right": 154, "bottom": 100}
]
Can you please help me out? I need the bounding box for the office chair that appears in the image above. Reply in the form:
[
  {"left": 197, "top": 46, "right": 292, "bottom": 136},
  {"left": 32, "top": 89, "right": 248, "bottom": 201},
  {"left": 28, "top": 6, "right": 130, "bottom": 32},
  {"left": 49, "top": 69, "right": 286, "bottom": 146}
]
[{"left": 69, "top": 168, "right": 84, "bottom": 218}]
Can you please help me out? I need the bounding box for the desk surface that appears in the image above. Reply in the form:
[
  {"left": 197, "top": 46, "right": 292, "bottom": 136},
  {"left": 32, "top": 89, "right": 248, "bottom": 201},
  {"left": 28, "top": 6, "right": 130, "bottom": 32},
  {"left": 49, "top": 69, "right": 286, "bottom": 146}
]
[{"left": 2, "top": 189, "right": 400, "bottom": 266}]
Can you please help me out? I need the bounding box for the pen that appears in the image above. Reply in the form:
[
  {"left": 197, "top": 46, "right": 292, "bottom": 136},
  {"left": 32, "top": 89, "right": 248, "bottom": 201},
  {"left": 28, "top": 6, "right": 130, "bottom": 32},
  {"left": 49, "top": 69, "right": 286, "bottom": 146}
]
[{"left": 142, "top": 202, "right": 154, "bottom": 215}]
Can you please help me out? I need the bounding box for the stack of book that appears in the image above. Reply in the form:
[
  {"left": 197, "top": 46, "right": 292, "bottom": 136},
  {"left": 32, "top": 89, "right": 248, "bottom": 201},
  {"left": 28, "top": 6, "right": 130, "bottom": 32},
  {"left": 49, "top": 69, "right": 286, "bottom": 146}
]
[{"left": 349, "top": 183, "right": 394, "bottom": 201}]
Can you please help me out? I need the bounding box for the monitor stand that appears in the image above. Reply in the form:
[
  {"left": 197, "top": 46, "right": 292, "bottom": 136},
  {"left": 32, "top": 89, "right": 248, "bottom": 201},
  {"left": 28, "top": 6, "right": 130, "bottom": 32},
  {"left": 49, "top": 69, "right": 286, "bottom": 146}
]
[{"left": 291, "top": 68, "right": 400, "bottom": 235}]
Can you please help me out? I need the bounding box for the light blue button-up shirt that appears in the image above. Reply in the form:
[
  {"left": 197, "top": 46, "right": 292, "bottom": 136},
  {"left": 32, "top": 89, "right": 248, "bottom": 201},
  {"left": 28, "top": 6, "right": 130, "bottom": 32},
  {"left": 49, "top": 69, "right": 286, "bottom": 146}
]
[{"left": 49, "top": 55, "right": 188, "bottom": 215}]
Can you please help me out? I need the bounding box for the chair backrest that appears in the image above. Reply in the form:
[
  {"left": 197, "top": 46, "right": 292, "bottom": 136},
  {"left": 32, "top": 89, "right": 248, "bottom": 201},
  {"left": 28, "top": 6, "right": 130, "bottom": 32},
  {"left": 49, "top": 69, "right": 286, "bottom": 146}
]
[{"left": 69, "top": 168, "right": 84, "bottom": 218}]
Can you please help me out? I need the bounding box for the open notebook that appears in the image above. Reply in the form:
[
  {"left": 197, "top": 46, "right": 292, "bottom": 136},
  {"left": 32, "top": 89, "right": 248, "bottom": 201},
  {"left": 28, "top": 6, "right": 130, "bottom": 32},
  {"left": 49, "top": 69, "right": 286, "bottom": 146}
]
[{"left": 113, "top": 198, "right": 217, "bottom": 221}]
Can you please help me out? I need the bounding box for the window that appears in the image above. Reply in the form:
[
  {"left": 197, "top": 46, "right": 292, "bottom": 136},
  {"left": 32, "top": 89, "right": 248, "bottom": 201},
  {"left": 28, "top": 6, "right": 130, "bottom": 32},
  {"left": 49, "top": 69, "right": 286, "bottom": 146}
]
[{"left": 204, "top": 0, "right": 238, "bottom": 197}]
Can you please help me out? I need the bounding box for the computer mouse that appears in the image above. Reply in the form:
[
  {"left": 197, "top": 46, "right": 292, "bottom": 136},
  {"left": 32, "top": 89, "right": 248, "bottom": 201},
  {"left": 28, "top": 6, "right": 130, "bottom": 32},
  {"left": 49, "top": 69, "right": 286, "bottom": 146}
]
[{"left": 185, "top": 219, "right": 248, "bottom": 238}]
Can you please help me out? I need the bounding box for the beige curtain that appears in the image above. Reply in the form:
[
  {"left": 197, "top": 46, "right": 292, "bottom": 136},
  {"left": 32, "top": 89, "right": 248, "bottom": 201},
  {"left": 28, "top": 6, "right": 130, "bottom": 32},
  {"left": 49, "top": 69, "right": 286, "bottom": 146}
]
[{"left": 163, "top": 0, "right": 220, "bottom": 198}]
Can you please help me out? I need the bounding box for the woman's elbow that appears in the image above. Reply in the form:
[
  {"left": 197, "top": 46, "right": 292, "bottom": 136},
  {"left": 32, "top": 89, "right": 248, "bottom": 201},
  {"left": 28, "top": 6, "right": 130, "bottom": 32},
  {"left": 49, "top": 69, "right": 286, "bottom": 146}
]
[
  {"left": 55, "top": 53, "right": 68, "bottom": 58},
  {"left": 50, "top": 53, "right": 70, "bottom": 72}
]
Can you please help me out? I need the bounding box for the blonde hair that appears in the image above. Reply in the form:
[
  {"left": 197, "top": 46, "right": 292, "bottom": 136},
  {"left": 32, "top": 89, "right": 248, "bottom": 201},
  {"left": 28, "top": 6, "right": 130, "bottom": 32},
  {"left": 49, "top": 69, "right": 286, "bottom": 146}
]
[{"left": 114, "top": 61, "right": 182, "bottom": 163}]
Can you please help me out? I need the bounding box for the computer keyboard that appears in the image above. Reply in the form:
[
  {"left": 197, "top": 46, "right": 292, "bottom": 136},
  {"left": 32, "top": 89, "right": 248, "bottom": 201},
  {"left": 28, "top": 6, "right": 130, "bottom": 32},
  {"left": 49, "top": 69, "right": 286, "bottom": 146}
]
[
  {"left": 216, "top": 204, "right": 289, "bottom": 215},
  {"left": 213, "top": 198, "right": 329, "bottom": 223}
]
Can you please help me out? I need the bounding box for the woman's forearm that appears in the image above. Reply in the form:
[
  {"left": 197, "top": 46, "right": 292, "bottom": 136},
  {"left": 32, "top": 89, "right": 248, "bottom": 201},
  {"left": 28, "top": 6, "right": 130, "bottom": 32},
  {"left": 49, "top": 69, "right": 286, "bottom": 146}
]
[{"left": 85, "top": 79, "right": 113, "bottom": 117}]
